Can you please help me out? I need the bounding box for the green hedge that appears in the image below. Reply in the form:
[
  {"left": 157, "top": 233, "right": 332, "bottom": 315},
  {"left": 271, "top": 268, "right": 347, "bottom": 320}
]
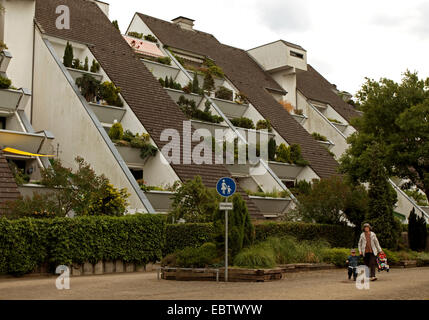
[
  {"left": 0, "top": 214, "right": 165, "bottom": 276},
  {"left": 164, "top": 223, "right": 214, "bottom": 255},
  {"left": 254, "top": 222, "right": 354, "bottom": 248}
]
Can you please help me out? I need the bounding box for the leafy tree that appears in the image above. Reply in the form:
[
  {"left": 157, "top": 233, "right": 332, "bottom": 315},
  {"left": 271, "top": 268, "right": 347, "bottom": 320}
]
[
  {"left": 168, "top": 176, "right": 220, "bottom": 223},
  {"left": 63, "top": 41, "right": 74, "bottom": 68},
  {"left": 213, "top": 193, "right": 254, "bottom": 258},
  {"left": 341, "top": 71, "right": 429, "bottom": 201},
  {"left": 408, "top": 208, "right": 428, "bottom": 251},
  {"left": 7, "top": 158, "right": 129, "bottom": 217}
]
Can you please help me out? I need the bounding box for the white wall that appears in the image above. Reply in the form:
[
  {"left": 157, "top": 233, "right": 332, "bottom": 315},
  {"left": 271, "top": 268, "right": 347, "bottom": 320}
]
[
  {"left": 271, "top": 71, "right": 297, "bottom": 107},
  {"left": 2, "top": 0, "right": 34, "bottom": 91},
  {"left": 32, "top": 29, "right": 149, "bottom": 211}
]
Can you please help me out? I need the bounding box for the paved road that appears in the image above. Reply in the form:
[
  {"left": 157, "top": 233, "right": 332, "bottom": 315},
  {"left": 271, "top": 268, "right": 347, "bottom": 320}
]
[{"left": 1, "top": 267, "right": 428, "bottom": 300}]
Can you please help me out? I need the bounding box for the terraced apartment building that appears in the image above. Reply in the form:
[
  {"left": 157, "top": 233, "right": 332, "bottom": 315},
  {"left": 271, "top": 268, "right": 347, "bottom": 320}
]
[{"left": 0, "top": 0, "right": 427, "bottom": 221}]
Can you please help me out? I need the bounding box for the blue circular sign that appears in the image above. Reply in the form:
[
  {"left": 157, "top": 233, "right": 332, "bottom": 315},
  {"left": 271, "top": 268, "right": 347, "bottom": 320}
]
[{"left": 216, "top": 177, "right": 236, "bottom": 197}]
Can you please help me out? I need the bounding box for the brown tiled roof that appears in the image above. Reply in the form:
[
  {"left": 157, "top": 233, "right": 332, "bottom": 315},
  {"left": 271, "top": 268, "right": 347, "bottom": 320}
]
[
  {"left": 35, "top": 0, "right": 262, "bottom": 218},
  {"left": 0, "top": 152, "right": 20, "bottom": 213},
  {"left": 137, "top": 13, "right": 340, "bottom": 178},
  {"left": 297, "top": 65, "right": 361, "bottom": 123}
]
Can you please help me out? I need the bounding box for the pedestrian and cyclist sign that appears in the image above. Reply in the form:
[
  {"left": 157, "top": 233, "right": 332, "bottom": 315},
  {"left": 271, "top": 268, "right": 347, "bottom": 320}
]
[
  {"left": 216, "top": 177, "right": 236, "bottom": 283},
  {"left": 216, "top": 177, "right": 236, "bottom": 198}
]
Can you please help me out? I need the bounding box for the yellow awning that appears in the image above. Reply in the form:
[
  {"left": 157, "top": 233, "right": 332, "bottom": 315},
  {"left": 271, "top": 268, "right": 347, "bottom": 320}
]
[{"left": 2, "top": 147, "right": 55, "bottom": 157}]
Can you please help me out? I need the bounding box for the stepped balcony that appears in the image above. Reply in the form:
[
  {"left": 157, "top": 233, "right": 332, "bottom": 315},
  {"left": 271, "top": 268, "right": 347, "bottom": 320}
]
[
  {"left": 142, "top": 58, "right": 181, "bottom": 81},
  {"left": 88, "top": 102, "right": 126, "bottom": 125}
]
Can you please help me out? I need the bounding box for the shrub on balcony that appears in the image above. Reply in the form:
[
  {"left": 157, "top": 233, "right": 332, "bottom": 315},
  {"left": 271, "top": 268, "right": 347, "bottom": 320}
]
[
  {"left": 230, "top": 117, "right": 255, "bottom": 129},
  {"left": 8, "top": 162, "right": 30, "bottom": 186},
  {"left": 294, "top": 109, "right": 304, "bottom": 116},
  {"left": 203, "top": 58, "right": 224, "bottom": 78},
  {"left": 328, "top": 117, "right": 342, "bottom": 124},
  {"left": 312, "top": 132, "right": 328, "bottom": 142},
  {"left": 156, "top": 56, "right": 171, "bottom": 65},
  {"left": 256, "top": 119, "right": 272, "bottom": 132},
  {"left": 72, "top": 58, "right": 84, "bottom": 70},
  {"left": 63, "top": 41, "right": 74, "bottom": 68},
  {"left": 144, "top": 34, "right": 158, "bottom": 43},
  {"left": 90, "top": 60, "right": 101, "bottom": 73},
  {"left": 108, "top": 122, "right": 124, "bottom": 141},
  {"left": 83, "top": 57, "right": 89, "bottom": 71},
  {"left": 99, "top": 81, "right": 123, "bottom": 107},
  {"left": 245, "top": 188, "right": 290, "bottom": 198},
  {"left": 177, "top": 95, "right": 223, "bottom": 123},
  {"left": 235, "top": 92, "right": 248, "bottom": 104},
  {"left": 215, "top": 86, "right": 233, "bottom": 101},
  {"left": 159, "top": 76, "right": 182, "bottom": 90},
  {"left": 128, "top": 31, "right": 143, "bottom": 39},
  {"left": 275, "top": 143, "right": 308, "bottom": 166},
  {"left": 76, "top": 74, "right": 101, "bottom": 102},
  {"left": 0, "top": 75, "right": 12, "bottom": 89},
  {"left": 203, "top": 72, "right": 215, "bottom": 92}
]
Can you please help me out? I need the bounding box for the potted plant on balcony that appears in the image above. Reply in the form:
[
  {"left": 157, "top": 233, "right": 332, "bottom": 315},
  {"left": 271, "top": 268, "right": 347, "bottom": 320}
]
[
  {"left": 127, "top": 31, "right": 143, "bottom": 39},
  {"left": 99, "top": 81, "right": 123, "bottom": 107},
  {"left": 203, "top": 72, "right": 215, "bottom": 93},
  {"left": 90, "top": 59, "right": 100, "bottom": 73},
  {"left": 256, "top": 119, "right": 272, "bottom": 132},
  {"left": 0, "top": 41, "right": 7, "bottom": 51},
  {"left": 0, "top": 74, "right": 12, "bottom": 89},
  {"left": 215, "top": 86, "right": 233, "bottom": 101},
  {"left": 76, "top": 74, "right": 101, "bottom": 102},
  {"left": 230, "top": 117, "right": 255, "bottom": 129},
  {"left": 63, "top": 41, "right": 74, "bottom": 68}
]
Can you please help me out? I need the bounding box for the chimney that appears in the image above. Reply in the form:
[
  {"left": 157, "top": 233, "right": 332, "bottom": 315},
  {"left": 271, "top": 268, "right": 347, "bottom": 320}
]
[{"left": 172, "top": 16, "right": 195, "bottom": 31}]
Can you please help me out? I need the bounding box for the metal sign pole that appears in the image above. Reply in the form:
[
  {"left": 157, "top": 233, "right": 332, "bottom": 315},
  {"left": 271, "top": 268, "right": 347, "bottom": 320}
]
[{"left": 225, "top": 196, "right": 228, "bottom": 282}]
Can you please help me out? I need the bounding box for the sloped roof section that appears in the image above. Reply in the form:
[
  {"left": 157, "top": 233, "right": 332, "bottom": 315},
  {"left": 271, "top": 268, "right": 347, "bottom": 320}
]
[
  {"left": 297, "top": 65, "right": 361, "bottom": 123},
  {"left": 35, "top": 0, "right": 261, "bottom": 218},
  {"left": 0, "top": 152, "right": 20, "bottom": 213},
  {"left": 138, "top": 13, "right": 340, "bottom": 178}
]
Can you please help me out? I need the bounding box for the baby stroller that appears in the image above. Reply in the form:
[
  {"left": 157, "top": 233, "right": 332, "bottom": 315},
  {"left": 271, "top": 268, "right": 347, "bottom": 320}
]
[{"left": 377, "top": 252, "right": 390, "bottom": 272}]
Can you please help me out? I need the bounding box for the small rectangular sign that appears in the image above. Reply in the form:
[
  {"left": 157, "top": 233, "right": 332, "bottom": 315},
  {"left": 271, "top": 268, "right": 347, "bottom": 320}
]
[{"left": 219, "top": 202, "right": 233, "bottom": 211}]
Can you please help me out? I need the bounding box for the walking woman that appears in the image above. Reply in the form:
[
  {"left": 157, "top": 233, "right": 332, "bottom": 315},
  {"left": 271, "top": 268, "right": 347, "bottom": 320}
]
[{"left": 358, "top": 223, "right": 383, "bottom": 281}]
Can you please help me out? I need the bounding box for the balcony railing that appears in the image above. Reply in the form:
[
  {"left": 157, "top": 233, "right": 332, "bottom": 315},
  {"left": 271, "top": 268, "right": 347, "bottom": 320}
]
[
  {"left": 291, "top": 113, "right": 308, "bottom": 125},
  {"left": 142, "top": 59, "right": 181, "bottom": 81},
  {"left": 0, "top": 130, "right": 52, "bottom": 154},
  {"left": 317, "top": 139, "right": 335, "bottom": 150},
  {"left": 186, "top": 70, "right": 225, "bottom": 89},
  {"left": 66, "top": 67, "right": 103, "bottom": 83},
  {"left": 210, "top": 97, "right": 249, "bottom": 119},
  {"left": 268, "top": 161, "right": 305, "bottom": 181},
  {"left": 115, "top": 145, "right": 148, "bottom": 167},
  {"left": 331, "top": 121, "right": 348, "bottom": 133},
  {"left": 191, "top": 120, "right": 275, "bottom": 142},
  {"left": 165, "top": 88, "right": 204, "bottom": 107},
  {"left": 0, "top": 50, "right": 12, "bottom": 74},
  {"left": 144, "top": 190, "right": 174, "bottom": 213},
  {"left": 88, "top": 102, "right": 126, "bottom": 124},
  {"left": 249, "top": 195, "right": 292, "bottom": 218},
  {"left": 0, "top": 88, "right": 31, "bottom": 114}
]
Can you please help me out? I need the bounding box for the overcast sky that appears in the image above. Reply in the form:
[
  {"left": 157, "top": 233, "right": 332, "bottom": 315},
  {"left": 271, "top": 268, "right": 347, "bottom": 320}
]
[{"left": 109, "top": 0, "right": 429, "bottom": 96}]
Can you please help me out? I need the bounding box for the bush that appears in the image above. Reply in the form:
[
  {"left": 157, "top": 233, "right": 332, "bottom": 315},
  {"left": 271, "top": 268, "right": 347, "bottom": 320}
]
[
  {"left": 321, "top": 248, "right": 353, "bottom": 267},
  {"left": 230, "top": 117, "right": 255, "bottom": 129},
  {"left": 268, "top": 138, "right": 276, "bottom": 161},
  {"left": 177, "top": 95, "right": 223, "bottom": 123},
  {"left": 76, "top": 74, "right": 101, "bottom": 102},
  {"left": 156, "top": 56, "right": 171, "bottom": 65},
  {"left": 144, "top": 34, "right": 158, "bottom": 43},
  {"left": 90, "top": 60, "right": 100, "bottom": 73},
  {"left": 164, "top": 223, "right": 215, "bottom": 255},
  {"left": 233, "top": 246, "right": 276, "bottom": 269},
  {"left": 128, "top": 31, "right": 143, "bottom": 39},
  {"left": 312, "top": 132, "right": 328, "bottom": 142},
  {"left": 256, "top": 119, "right": 272, "bottom": 132},
  {"left": 213, "top": 193, "right": 254, "bottom": 259},
  {"left": 255, "top": 221, "right": 354, "bottom": 248},
  {"left": 176, "top": 243, "right": 218, "bottom": 268},
  {"left": 0, "top": 214, "right": 165, "bottom": 275},
  {"left": 0, "top": 75, "right": 12, "bottom": 89},
  {"left": 100, "top": 81, "right": 123, "bottom": 107},
  {"left": 215, "top": 86, "right": 233, "bottom": 101},
  {"left": 109, "top": 122, "right": 124, "bottom": 140}
]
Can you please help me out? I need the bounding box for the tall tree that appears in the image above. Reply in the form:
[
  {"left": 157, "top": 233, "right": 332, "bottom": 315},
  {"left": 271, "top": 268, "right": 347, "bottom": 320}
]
[{"left": 341, "top": 71, "right": 429, "bottom": 200}]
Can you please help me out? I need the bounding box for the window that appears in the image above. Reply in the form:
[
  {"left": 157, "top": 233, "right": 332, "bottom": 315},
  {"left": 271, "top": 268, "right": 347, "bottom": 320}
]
[
  {"left": 290, "top": 51, "right": 304, "bottom": 59},
  {"left": 130, "top": 168, "right": 143, "bottom": 181},
  {"left": 282, "top": 180, "right": 295, "bottom": 189},
  {"left": 0, "top": 117, "right": 6, "bottom": 130}
]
